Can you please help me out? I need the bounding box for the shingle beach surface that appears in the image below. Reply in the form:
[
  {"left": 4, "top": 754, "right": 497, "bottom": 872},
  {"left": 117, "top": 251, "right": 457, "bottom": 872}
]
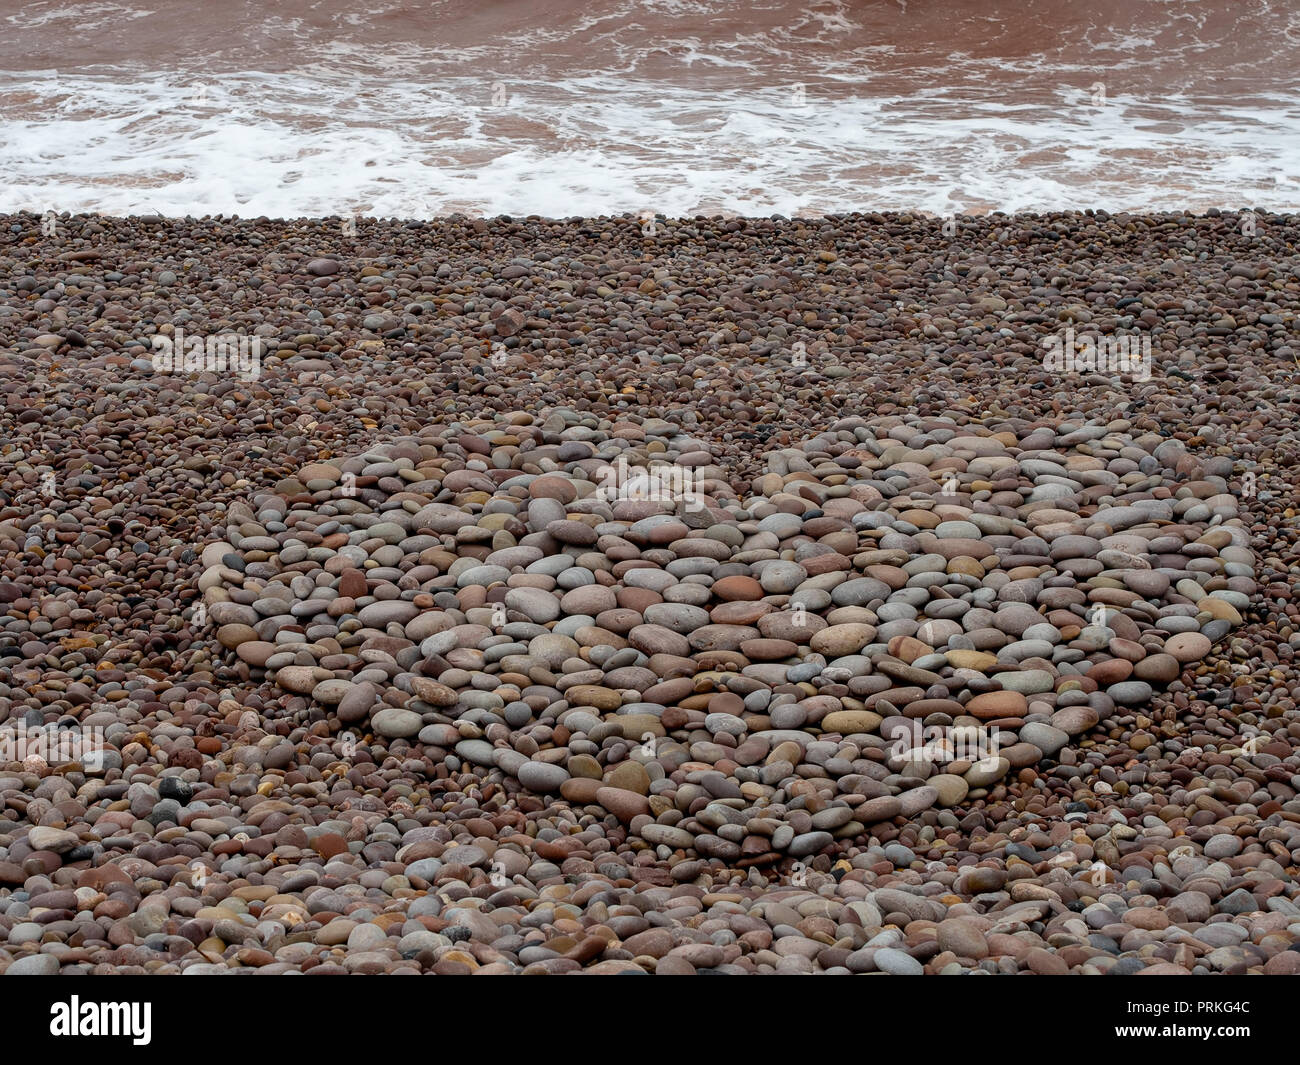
[{"left": 0, "top": 211, "right": 1298, "bottom": 974}]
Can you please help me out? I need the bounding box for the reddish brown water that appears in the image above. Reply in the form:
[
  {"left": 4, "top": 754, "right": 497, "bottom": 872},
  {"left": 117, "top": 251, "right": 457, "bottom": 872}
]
[{"left": 1, "top": 0, "right": 1296, "bottom": 216}]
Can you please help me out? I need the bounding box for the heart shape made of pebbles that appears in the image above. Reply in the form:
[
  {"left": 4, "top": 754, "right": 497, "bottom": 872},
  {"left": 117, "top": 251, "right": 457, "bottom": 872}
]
[{"left": 204, "top": 412, "right": 1254, "bottom": 863}]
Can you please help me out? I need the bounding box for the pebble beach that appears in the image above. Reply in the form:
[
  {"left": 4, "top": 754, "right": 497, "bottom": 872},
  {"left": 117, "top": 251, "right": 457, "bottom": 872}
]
[{"left": 1, "top": 209, "right": 1298, "bottom": 976}]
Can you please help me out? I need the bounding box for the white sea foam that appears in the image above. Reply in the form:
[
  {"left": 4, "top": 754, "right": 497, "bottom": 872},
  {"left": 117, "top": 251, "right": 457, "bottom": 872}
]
[{"left": 0, "top": 0, "right": 1296, "bottom": 218}]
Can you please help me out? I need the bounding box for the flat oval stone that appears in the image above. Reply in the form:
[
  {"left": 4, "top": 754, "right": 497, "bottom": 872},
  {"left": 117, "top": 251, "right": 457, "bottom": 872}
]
[
  {"left": 371, "top": 707, "right": 422, "bottom": 738},
  {"left": 1107, "top": 680, "right": 1153, "bottom": 705},
  {"left": 517, "top": 761, "right": 570, "bottom": 792},
  {"left": 1050, "top": 704, "right": 1099, "bottom": 736},
  {"left": 965, "top": 691, "right": 1028, "bottom": 719},
  {"left": 1165, "top": 631, "right": 1211, "bottom": 662},
  {"left": 357, "top": 601, "right": 420, "bottom": 627}
]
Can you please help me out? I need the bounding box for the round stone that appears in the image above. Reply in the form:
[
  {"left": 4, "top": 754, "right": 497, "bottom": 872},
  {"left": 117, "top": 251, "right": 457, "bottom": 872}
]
[
  {"left": 517, "top": 761, "right": 570, "bottom": 792},
  {"left": 371, "top": 708, "right": 422, "bottom": 738},
  {"left": 1165, "top": 631, "right": 1211, "bottom": 662}
]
